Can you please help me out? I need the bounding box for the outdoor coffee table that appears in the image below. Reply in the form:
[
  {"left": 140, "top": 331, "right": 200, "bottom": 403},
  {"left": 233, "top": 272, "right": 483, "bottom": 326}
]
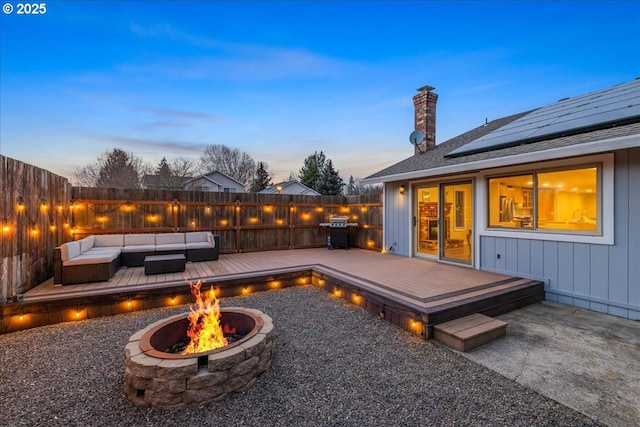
[{"left": 144, "top": 254, "right": 186, "bottom": 275}]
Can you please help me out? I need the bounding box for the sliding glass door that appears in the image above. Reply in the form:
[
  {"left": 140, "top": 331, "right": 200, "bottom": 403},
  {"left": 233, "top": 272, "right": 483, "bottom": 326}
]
[
  {"left": 441, "top": 182, "right": 472, "bottom": 264},
  {"left": 415, "top": 181, "right": 473, "bottom": 264}
]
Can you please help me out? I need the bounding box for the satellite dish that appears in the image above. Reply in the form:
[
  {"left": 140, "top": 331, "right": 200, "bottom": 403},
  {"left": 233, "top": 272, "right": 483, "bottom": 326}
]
[
  {"left": 409, "top": 130, "right": 424, "bottom": 145},
  {"left": 409, "top": 130, "right": 425, "bottom": 153}
]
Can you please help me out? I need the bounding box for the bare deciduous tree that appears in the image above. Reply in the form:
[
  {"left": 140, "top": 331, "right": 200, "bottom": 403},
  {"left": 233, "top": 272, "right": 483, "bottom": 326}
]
[{"left": 200, "top": 144, "right": 256, "bottom": 186}]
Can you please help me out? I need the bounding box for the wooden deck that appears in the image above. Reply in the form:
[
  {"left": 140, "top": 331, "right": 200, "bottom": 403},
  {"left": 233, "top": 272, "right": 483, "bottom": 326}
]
[{"left": 4, "top": 249, "right": 544, "bottom": 336}]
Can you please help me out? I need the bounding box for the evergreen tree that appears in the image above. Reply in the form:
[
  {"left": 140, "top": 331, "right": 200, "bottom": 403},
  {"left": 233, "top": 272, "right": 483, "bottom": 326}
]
[
  {"left": 346, "top": 175, "right": 358, "bottom": 195},
  {"left": 318, "top": 159, "right": 344, "bottom": 195},
  {"left": 249, "top": 161, "right": 272, "bottom": 192},
  {"left": 299, "top": 151, "right": 326, "bottom": 192},
  {"left": 156, "top": 157, "right": 172, "bottom": 178},
  {"left": 73, "top": 148, "right": 148, "bottom": 188}
]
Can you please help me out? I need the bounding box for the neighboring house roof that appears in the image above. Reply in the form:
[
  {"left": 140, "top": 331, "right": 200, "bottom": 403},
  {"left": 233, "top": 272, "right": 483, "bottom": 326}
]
[
  {"left": 182, "top": 170, "right": 245, "bottom": 188},
  {"left": 143, "top": 174, "right": 192, "bottom": 189},
  {"left": 258, "top": 180, "right": 321, "bottom": 196},
  {"left": 364, "top": 79, "right": 640, "bottom": 183}
]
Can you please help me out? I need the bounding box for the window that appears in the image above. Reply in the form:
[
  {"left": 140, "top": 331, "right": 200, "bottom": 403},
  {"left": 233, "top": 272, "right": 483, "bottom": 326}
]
[
  {"left": 488, "top": 165, "right": 599, "bottom": 233},
  {"left": 223, "top": 188, "right": 237, "bottom": 193}
]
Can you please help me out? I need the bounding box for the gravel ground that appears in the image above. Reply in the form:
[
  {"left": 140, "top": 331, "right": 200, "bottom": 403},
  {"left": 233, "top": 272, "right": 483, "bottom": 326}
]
[{"left": 0, "top": 286, "right": 602, "bottom": 427}]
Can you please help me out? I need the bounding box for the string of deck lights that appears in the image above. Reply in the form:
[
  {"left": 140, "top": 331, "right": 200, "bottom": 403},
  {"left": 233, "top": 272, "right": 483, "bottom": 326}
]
[{"left": 1, "top": 196, "right": 74, "bottom": 236}]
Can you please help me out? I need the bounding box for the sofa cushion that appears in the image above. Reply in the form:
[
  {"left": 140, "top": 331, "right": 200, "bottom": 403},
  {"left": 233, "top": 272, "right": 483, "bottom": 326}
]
[
  {"left": 185, "top": 231, "right": 209, "bottom": 243},
  {"left": 156, "top": 243, "right": 186, "bottom": 252},
  {"left": 60, "top": 241, "right": 81, "bottom": 262},
  {"left": 156, "top": 233, "right": 185, "bottom": 245},
  {"left": 63, "top": 250, "right": 119, "bottom": 266},
  {"left": 122, "top": 244, "right": 156, "bottom": 253},
  {"left": 124, "top": 233, "right": 156, "bottom": 246},
  {"left": 186, "top": 241, "right": 213, "bottom": 249},
  {"left": 85, "top": 247, "right": 121, "bottom": 257},
  {"left": 94, "top": 234, "right": 124, "bottom": 247},
  {"left": 79, "top": 236, "right": 95, "bottom": 253}
]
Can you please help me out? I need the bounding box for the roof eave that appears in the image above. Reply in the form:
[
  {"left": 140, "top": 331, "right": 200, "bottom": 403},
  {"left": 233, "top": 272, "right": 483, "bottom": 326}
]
[{"left": 360, "top": 133, "right": 640, "bottom": 184}]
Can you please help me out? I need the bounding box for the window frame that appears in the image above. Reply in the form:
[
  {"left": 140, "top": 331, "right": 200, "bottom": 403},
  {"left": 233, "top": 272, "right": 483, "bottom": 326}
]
[{"left": 478, "top": 153, "right": 614, "bottom": 245}]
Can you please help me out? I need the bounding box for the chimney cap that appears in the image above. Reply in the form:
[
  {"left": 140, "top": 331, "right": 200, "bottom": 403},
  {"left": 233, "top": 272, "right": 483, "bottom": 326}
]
[{"left": 416, "top": 85, "right": 435, "bottom": 93}]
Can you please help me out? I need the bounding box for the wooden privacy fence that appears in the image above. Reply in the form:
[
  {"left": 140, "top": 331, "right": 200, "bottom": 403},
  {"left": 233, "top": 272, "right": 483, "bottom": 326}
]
[
  {"left": 69, "top": 187, "right": 383, "bottom": 254},
  {"left": 1, "top": 155, "right": 72, "bottom": 300}
]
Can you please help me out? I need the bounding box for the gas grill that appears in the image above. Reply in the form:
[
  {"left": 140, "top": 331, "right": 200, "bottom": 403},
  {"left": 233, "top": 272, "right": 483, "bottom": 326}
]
[{"left": 319, "top": 216, "right": 358, "bottom": 249}]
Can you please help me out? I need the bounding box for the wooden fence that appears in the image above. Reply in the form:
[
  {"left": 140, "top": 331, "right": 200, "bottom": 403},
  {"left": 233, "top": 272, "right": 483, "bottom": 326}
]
[
  {"left": 1, "top": 157, "right": 382, "bottom": 303},
  {"left": 1, "top": 155, "right": 72, "bottom": 301},
  {"left": 70, "top": 187, "right": 383, "bottom": 253}
]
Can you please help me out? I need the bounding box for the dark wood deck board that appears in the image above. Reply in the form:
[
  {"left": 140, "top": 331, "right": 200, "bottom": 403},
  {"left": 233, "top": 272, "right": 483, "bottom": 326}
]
[{"left": 19, "top": 248, "right": 543, "bottom": 331}]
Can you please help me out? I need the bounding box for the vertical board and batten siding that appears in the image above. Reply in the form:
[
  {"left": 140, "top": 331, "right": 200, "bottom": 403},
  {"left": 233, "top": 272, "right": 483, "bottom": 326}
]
[
  {"left": 480, "top": 148, "right": 640, "bottom": 320},
  {"left": 383, "top": 181, "right": 411, "bottom": 256}
]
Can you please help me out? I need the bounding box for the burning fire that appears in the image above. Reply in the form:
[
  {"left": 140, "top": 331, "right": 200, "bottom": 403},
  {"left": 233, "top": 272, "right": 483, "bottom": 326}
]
[{"left": 182, "top": 281, "right": 231, "bottom": 354}]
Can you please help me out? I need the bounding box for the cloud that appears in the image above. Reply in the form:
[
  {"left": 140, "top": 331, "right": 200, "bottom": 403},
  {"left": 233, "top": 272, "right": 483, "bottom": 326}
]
[
  {"left": 134, "top": 106, "right": 222, "bottom": 121},
  {"left": 454, "top": 81, "right": 509, "bottom": 95},
  {"left": 125, "top": 22, "right": 359, "bottom": 81},
  {"left": 86, "top": 134, "right": 208, "bottom": 155},
  {"left": 119, "top": 48, "right": 354, "bottom": 81},
  {"left": 129, "top": 22, "right": 226, "bottom": 49}
]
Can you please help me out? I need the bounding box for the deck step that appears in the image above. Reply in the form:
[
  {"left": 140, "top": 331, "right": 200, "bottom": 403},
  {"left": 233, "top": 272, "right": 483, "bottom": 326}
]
[{"left": 433, "top": 313, "right": 507, "bottom": 352}]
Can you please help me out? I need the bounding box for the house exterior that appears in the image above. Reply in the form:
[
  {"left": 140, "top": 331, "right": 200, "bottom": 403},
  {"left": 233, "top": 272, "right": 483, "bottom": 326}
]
[
  {"left": 182, "top": 171, "right": 245, "bottom": 193},
  {"left": 258, "top": 180, "right": 321, "bottom": 196},
  {"left": 363, "top": 79, "right": 640, "bottom": 320}
]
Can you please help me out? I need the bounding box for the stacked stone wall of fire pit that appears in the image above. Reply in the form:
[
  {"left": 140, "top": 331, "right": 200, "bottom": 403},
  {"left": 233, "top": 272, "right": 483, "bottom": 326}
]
[{"left": 124, "top": 308, "right": 275, "bottom": 410}]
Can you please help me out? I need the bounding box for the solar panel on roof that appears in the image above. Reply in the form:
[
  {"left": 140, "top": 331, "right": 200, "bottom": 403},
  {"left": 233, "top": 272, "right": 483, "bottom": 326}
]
[{"left": 445, "top": 78, "right": 640, "bottom": 158}]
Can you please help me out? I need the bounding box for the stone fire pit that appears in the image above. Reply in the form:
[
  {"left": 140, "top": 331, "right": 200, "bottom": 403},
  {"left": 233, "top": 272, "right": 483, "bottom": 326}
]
[{"left": 124, "top": 307, "right": 275, "bottom": 410}]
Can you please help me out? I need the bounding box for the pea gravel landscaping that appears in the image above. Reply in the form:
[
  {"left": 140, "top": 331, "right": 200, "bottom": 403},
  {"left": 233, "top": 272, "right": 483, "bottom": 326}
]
[{"left": 0, "top": 286, "right": 602, "bottom": 427}]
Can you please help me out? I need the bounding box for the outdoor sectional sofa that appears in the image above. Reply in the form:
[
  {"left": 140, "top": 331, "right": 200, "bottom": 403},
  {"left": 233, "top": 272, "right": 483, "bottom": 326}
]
[{"left": 53, "top": 231, "right": 219, "bottom": 285}]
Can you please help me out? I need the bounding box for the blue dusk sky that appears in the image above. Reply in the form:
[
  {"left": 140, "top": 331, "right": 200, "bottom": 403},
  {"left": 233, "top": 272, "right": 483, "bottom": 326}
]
[{"left": 1, "top": 1, "right": 639, "bottom": 184}]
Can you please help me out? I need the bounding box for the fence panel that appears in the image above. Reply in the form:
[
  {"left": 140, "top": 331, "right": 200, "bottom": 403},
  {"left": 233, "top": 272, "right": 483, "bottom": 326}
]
[
  {"left": 1, "top": 156, "right": 71, "bottom": 301},
  {"left": 68, "top": 188, "right": 382, "bottom": 253}
]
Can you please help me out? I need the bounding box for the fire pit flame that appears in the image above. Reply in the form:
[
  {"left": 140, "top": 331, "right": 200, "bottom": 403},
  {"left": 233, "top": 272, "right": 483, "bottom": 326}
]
[{"left": 182, "top": 281, "right": 231, "bottom": 354}]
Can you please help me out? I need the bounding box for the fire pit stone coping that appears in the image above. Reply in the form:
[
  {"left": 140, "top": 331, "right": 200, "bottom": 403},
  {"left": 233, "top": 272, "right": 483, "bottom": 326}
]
[{"left": 124, "top": 307, "right": 275, "bottom": 410}]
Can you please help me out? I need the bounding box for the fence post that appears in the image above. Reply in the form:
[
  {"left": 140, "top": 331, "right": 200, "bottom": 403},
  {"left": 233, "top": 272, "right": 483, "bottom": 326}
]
[
  {"left": 172, "top": 199, "right": 179, "bottom": 231},
  {"left": 288, "top": 201, "right": 294, "bottom": 249},
  {"left": 235, "top": 200, "right": 241, "bottom": 253}
]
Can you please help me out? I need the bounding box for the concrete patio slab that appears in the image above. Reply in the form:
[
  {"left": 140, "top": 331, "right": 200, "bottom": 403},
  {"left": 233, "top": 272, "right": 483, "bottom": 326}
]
[{"left": 462, "top": 301, "right": 640, "bottom": 427}]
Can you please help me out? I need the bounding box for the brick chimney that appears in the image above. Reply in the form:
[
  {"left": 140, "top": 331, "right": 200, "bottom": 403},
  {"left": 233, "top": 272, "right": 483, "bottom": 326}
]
[{"left": 413, "top": 85, "right": 438, "bottom": 154}]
